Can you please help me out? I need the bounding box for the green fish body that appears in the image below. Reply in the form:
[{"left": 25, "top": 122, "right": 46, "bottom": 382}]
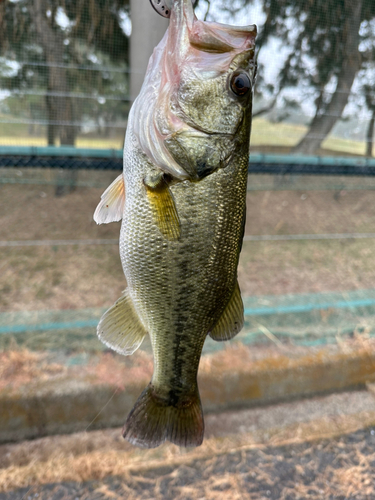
[{"left": 94, "top": 0, "right": 257, "bottom": 448}]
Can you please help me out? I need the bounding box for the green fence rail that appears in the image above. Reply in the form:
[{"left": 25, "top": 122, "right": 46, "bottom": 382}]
[
  {"left": 1, "top": 289, "right": 375, "bottom": 352},
  {"left": 1, "top": 147, "right": 375, "bottom": 175}
]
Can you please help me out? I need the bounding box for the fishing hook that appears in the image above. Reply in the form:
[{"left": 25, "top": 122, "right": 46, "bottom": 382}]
[
  {"left": 149, "top": 0, "right": 173, "bottom": 18},
  {"left": 149, "top": 0, "right": 196, "bottom": 18}
]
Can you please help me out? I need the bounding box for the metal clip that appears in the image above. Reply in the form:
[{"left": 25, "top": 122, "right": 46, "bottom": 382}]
[{"left": 149, "top": 0, "right": 172, "bottom": 18}]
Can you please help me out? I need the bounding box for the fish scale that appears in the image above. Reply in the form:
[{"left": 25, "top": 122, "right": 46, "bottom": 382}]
[{"left": 94, "top": 0, "right": 256, "bottom": 448}]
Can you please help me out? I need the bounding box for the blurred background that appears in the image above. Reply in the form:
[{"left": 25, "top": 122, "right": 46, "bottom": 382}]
[
  {"left": 1, "top": 1, "right": 375, "bottom": 498},
  {"left": 0, "top": 0, "right": 374, "bottom": 153}
]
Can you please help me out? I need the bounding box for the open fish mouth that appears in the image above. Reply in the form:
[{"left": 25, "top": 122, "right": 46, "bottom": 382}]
[{"left": 131, "top": 0, "right": 257, "bottom": 180}]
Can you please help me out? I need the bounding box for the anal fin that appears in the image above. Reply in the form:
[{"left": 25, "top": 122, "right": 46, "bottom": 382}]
[
  {"left": 209, "top": 281, "right": 244, "bottom": 341},
  {"left": 94, "top": 174, "right": 125, "bottom": 224},
  {"left": 144, "top": 173, "right": 180, "bottom": 241},
  {"left": 97, "top": 289, "right": 147, "bottom": 355}
]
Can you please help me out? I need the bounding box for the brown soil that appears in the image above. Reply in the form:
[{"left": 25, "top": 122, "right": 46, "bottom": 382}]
[
  {"left": 1, "top": 390, "right": 375, "bottom": 499},
  {"left": 1, "top": 177, "right": 375, "bottom": 312},
  {"left": 245, "top": 188, "right": 375, "bottom": 236}
]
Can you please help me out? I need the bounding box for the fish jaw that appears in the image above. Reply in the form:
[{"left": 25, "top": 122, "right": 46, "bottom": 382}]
[{"left": 130, "top": 0, "right": 257, "bottom": 181}]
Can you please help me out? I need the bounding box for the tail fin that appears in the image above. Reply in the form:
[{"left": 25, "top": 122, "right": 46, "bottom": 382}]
[{"left": 122, "top": 383, "right": 204, "bottom": 448}]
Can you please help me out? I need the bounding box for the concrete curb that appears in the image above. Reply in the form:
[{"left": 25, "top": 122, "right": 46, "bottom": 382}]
[{"left": 2, "top": 343, "right": 375, "bottom": 443}]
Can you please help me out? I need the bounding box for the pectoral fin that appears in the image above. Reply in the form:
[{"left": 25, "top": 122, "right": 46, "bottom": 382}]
[
  {"left": 144, "top": 173, "right": 180, "bottom": 241},
  {"left": 97, "top": 289, "right": 147, "bottom": 355},
  {"left": 209, "top": 281, "right": 244, "bottom": 341},
  {"left": 94, "top": 174, "right": 125, "bottom": 224}
]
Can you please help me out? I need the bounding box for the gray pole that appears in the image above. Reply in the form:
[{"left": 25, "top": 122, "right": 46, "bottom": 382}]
[{"left": 130, "top": 0, "right": 169, "bottom": 102}]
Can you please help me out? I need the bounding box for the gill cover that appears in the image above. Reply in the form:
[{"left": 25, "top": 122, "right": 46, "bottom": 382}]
[{"left": 131, "top": 0, "right": 257, "bottom": 180}]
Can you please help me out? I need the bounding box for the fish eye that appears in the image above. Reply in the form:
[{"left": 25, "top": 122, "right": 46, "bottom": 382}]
[{"left": 230, "top": 71, "right": 251, "bottom": 97}]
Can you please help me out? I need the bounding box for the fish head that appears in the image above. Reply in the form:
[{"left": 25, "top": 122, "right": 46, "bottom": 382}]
[{"left": 131, "top": 0, "right": 257, "bottom": 180}]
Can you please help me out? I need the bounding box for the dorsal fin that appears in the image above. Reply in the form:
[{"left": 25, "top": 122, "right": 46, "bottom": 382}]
[{"left": 94, "top": 174, "right": 125, "bottom": 224}]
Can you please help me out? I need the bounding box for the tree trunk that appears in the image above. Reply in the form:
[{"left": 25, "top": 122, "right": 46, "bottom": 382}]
[
  {"left": 366, "top": 108, "right": 375, "bottom": 157},
  {"left": 293, "top": 0, "right": 363, "bottom": 155},
  {"left": 33, "top": 0, "right": 76, "bottom": 146},
  {"left": 46, "top": 94, "right": 57, "bottom": 145},
  {"left": 33, "top": 0, "right": 77, "bottom": 195}
]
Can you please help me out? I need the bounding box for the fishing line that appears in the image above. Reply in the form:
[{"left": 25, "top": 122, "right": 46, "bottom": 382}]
[
  {"left": 85, "top": 388, "right": 119, "bottom": 432},
  {"left": 7, "top": 89, "right": 130, "bottom": 101},
  {"left": 0, "top": 239, "right": 119, "bottom": 247},
  {"left": 2, "top": 233, "right": 375, "bottom": 248},
  {"left": 243, "top": 233, "right": 375, "bottom": 241}
]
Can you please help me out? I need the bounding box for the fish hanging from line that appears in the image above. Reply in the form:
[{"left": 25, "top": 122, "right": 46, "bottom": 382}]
[{"left": 94, "top": 0, "right": 257, "bottom": 448}]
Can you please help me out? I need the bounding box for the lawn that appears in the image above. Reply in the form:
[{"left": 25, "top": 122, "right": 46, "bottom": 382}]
[
  {"left": 0, "top": 117, "right": 370, "bottom": 156},
  {"left": 250, "top": 117, "right": 369, "bottom": 156}
]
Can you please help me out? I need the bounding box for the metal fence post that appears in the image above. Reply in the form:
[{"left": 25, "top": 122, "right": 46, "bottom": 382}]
[{"left": 130, "top": 0, "right": 169, "bottom": 103}]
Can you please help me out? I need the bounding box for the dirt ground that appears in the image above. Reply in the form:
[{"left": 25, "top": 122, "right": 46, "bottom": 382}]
[
  {"left": 1, "top": 390, "right": 375, "bottom": 499},
  {"left": 1, "top": 174, "right": 375, "bottom": 311},
  {"left": 1, "top": 168, "right": 375, "bottom": 498},
  {"left": 3, "top": 430, "right": 374, "bottom": 500}
]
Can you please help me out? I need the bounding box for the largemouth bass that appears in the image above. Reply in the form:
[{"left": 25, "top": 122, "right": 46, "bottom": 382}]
[{"left": 94, "top": 0, "right": 257, "bottom": 448}]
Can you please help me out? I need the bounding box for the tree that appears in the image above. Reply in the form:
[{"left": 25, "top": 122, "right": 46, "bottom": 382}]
[
  {"left": 256, "top": 0, "right": 375, "bottom": 155},
  {"left": 0, "top": 0, "right": 130, "bottom": 147},
  {"left": 198, "top": 0, "right": 375, "bottom": 155},
  {"left": 292, "top": 0, "right": 364, "bottom": 154}
]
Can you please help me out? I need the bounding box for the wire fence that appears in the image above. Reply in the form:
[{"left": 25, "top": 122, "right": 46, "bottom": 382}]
[
  {"left": 1, "top": 151, "right": 375, "bottom": 175},
  {"left": 1, "top": 162, "right": 375, "bottom": 353},
  {"left": 0, "top": 0, "right": 375, "bottom": 399},
  {"left": 2, "top": 2, "right": 375, "bottom": 484}
]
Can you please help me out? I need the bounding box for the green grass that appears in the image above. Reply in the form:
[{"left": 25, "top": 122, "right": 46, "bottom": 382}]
[
  {"left": 251, "top": 117, "right": 368, "bottom": 156},
  {"left": 0, "top": 136, "right": 124, "bottom": 149},
  {"left": 251, "top": 118, "right": 307, "bottom": 147},
  {"left": 0, "top": 117, "right": 370, "bottom": 156},
  {"left": 322, "top": 135, "right": 368, "bottom": 156}
]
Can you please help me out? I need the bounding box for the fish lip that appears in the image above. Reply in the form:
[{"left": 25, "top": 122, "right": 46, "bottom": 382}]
[{"left": 169, "top": 128, "right": 235, "bottom": 139}]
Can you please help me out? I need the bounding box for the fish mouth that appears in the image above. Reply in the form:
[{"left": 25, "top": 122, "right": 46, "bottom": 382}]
[
  {"left": 167, "top": 0, "right": 256, "bottom": 55},
  {"left": 130, "top": 0, "right": 256, "bottom": 181}
]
